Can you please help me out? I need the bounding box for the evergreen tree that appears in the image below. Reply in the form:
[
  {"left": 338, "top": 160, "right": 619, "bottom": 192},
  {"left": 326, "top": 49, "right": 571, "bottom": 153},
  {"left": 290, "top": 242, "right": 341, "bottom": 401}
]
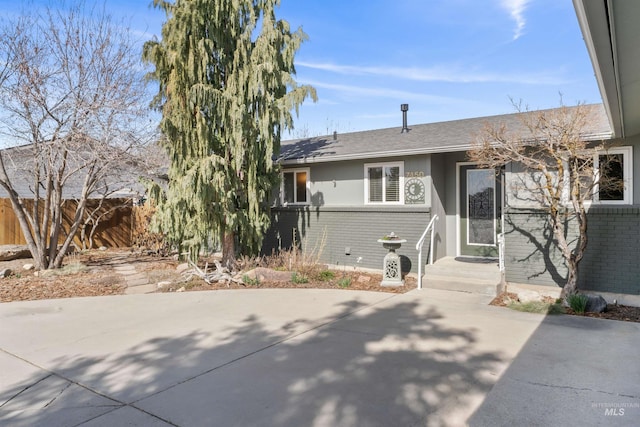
[{"left": 143, "top": 0, "right": 316, "bottom": 265}]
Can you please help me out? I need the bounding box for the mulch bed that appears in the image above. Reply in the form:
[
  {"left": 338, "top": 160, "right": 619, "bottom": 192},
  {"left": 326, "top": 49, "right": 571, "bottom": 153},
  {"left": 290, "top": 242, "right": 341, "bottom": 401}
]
[
  {"left": 0, "top": 250, "right": 416, "bottom": 303},
  {"left": 0, "top": 272, "right": 126, "bottom": 302},
  {"left": 2, "top": 251, "right": 638, "bottom": 324},
  {"left": 490, "top": 291, "right": 640, "bottom": 323},
  {"left": 165, "top": 274, "right": 416, "bottom": 294}
]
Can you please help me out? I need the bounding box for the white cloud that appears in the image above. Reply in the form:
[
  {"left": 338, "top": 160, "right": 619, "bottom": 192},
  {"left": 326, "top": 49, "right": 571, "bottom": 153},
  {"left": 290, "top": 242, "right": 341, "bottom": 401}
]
[
  {"left": 300, "top": 80, "right": 420, "bottom": 100},
  {"left": 298, "top": 79, "right": 464, "bottom": 103},
  {"left": 297, "top": 61, "right": 567, "bottom": 85},
  {"left": 500, "top": 0, "right": 530, "bottom": 40}
]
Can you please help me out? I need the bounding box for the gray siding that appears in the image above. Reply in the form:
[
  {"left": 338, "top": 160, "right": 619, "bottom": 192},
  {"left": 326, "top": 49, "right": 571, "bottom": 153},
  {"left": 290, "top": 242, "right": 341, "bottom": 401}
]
[
  {"left": 264, "top": 206, "right": 431, "bottom": 274},
  {"left": 278, "top": 155, "right": 431, "bottom": 208},
  {"left": 504, "top": 207, "right": 640, "bottom": 295},
  {"left": 444, "top": 152, "right": 468, "bottom": 257},
  {"left": 503, "top": 209, "right": 569, "bottom": 287},
  {"left": 581, "top": 207, "right": 640, "bottom": 294},
  {"left": 307, "top": 160, "right": 363, "bottom": 206},
  {"left": 429, "top": 153, "right": 447, "bottom": 260}
]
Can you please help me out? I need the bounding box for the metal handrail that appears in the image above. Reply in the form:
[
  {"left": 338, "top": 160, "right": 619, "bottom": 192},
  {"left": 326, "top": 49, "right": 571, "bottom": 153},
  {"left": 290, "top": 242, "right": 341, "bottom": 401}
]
[{"left": 416, "top": 214, "right": 438, "bottom": 290}]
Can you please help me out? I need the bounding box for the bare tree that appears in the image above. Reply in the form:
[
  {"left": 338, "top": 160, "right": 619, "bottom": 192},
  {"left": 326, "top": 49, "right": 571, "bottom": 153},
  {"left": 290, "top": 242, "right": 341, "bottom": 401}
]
[
  {"left": 0, "top": 4, "right": 155, "bottom": 269},
  {"left": 469, "top": 102, "right": 620, "bottom": 297},
  {"left": 78, "top": 142, "right": 167, "bottom": 250}
]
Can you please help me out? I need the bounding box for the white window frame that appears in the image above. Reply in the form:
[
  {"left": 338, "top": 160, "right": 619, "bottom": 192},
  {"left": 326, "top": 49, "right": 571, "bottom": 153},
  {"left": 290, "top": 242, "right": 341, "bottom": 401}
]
[
  {"left": 281, "top": 168, "right": 310, "bottom": 205},
  {"left": 560, "top": 146, "right": 633, "bottom": 206},
  {"left": 364, "top": 161, "right": 404, "bottom": 205},
  {"left": 593, "top": 146, "right": 633, "bottom": 205}
]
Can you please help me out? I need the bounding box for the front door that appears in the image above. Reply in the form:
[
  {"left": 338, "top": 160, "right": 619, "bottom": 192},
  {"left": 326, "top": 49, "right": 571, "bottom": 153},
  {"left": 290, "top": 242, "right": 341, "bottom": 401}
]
[{"left": 458, "top": 164, "right": 501, "bottom": 257}]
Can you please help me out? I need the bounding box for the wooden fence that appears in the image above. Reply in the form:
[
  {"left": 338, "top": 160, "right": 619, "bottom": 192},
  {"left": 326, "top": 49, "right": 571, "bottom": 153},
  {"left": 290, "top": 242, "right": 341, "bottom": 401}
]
[{"left": 0, "top": 198, "right": 133, "bottom": 248}]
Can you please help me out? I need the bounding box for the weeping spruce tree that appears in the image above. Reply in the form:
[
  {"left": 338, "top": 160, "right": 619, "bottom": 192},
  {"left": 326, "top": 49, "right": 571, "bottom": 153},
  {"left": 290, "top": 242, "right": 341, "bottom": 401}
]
[{"left": 143, "top": 0, "right": 316, "bottom": 265}]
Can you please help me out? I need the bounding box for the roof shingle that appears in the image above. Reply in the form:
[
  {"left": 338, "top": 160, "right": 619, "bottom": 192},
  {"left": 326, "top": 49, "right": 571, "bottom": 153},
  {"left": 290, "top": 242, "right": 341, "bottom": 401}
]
[{"left": 279, "top": 104, "right": 611, "bottom": 164}]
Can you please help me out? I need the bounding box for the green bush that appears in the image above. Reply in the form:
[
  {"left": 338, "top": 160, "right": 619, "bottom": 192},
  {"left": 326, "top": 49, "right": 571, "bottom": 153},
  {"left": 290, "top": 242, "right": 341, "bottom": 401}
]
[
  {"left": 337, "top": 277, "right": 351, "bottom": 288},
  {"left": 242, "top": 274, "right": 260, "bottom": 286},
  {"left": 567, "top": 293, "right": 589, "bottom": 314},
  {"left": 318, "top": 270, "right": 335, "bottom": 281},
  {"left": 547, "top": 302, "right": 566, "bottom": 315},
  {"left": 291, "top": 272, "right": 309, "bottom": 284}
]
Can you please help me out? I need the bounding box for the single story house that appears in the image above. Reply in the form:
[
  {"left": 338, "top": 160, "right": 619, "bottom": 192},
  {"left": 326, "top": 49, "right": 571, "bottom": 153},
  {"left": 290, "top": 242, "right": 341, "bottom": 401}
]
[{"left": 263, "top": 0, "right": 640, "bottom": 298}]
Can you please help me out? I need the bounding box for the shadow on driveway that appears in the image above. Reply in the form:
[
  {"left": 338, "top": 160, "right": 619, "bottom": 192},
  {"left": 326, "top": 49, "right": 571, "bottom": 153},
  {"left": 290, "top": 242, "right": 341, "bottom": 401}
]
[
  {"left": 1, "top": 295, "right": 506, "bottom": 426},
  {"left": 469, "top": 313, "right": 640, "bottom": 426}
]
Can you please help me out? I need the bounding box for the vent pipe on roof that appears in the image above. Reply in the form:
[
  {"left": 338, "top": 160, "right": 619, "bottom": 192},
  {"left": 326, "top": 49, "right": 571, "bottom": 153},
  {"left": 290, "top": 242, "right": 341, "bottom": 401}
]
[
  {"left": 400, "top": 104, "right": 409, "bottom": 133},
  {"left": 333, "top": 130, "right": 337, "bottom": 140}
]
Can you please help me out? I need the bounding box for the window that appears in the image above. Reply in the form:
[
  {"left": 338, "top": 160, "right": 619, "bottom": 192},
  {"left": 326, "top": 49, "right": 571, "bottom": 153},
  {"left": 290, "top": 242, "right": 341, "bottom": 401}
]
[
  {"left": 365, "top": 162, "right": 404, "bottom": 204},
  {"left": 594, "top": 147, "right": 633, "bottom": 204},
  {"left": 281, "top": 168, "right": 309, "bottom": 204},
  {"left": 560, "top": 147, "right": 633, "bottom": 205}
]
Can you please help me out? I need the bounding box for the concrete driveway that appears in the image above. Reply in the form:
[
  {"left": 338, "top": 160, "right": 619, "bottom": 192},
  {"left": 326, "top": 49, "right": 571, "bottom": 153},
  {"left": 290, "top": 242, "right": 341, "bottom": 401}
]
[{"left": 0, "top": 288, "right": 638, "bottom": 426}]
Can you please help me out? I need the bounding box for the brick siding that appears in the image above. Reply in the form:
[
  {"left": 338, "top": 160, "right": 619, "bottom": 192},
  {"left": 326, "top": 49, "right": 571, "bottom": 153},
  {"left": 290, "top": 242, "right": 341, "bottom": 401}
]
[
  {"left": 264, "top": 206, "right": 431, "bottom": 274},
  {"left": 504, "top": 207, "right": 640, "bottom": 295}
]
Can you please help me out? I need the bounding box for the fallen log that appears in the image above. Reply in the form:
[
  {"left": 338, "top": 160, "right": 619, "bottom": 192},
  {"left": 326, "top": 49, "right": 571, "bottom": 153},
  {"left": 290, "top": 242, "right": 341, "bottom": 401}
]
[{"left": 0, "top": 245, "right": 31, "bottom": 261}]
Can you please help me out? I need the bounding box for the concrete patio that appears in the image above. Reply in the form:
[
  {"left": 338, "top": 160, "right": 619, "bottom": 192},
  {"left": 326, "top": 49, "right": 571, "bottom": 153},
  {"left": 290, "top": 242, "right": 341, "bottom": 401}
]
[{"left": 1, "top": 288, "right": 638, "bottom": 426}]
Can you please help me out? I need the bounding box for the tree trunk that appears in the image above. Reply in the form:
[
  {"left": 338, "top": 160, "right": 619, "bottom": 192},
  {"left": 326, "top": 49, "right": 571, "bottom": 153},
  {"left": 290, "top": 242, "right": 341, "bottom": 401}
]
[
  {"left": 222, "top": 231, "right": 236, "bottom": 270},
  {"left": 561, "top": 258, "right": 579, "bottom": 298}
]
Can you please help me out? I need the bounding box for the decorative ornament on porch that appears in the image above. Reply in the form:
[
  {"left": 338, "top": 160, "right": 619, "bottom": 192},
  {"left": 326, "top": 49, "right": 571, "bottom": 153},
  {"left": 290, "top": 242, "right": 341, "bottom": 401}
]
[{"left": 377, "top": 232, "right": 407, "bottom": 286}]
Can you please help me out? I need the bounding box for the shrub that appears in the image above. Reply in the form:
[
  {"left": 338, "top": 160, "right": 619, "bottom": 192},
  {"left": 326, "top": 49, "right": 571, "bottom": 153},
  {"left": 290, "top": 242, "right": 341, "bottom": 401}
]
[
  {"left": 40, "top": 261, "right": 88, "bottom": 277},
  {"left": 264, "top": 229, "right": 327, "bottom": 278},
  {"left": 567, "top": 293, "right": 589, "bottom": 314},
  {"left": 506, "top": 300, "right": 565, "bottom": 315},
  {"left": 291, "top": 272, "right": 309, "bottom": 284},
  {"left": 507, "top": 301, "right": 549, "bottom": 314},
  {"left": 242, "top": 274, "right": 260, "bottom": 286},
  {"left": 317, "top": 270, "right": 335, "bottom": 281},
  {"left": 337, "top": 277, "right": 351, "bottom": 288}
]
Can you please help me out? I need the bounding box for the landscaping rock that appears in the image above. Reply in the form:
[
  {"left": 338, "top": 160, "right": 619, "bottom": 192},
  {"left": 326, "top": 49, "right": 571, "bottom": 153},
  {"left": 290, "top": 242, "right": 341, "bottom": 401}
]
[
  {"left": 0, "top": 245, "right": 31, "bottom": 261},
  {"left": 23, "top": 263, "right": 34, "bottom": 271},
  {"left": 0, "top": 268, "right": 11, "bottom": 278},
  {"left": 176, "top": 286, "right": 186, "bottom": 293},
  {"left": 516, "top": 290, "right": 543, "bottom": 303},
  {"left": 157, "top": 281, "right": 172, "bottom": 289},
  {"left": 357, "top": 275, "right": 371, "bottom": 283},
  {"left": 176, "top": 263, "right": 190, "bottom": 274},
  {"left": 585, "top": 294, "right": 608, "bottom": 313},
  {"left": 244, "top": 267, "right": 291, "bottom": 283}
]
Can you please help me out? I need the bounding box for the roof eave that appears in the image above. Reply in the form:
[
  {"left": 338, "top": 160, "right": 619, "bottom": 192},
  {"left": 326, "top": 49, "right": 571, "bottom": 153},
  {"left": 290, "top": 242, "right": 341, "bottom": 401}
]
[
  {"left": 573, "top": 0, "right": 624, "bottom": 138},
  {"left": 278, "top": 145, "right": 472, "bottom": 165},
  {"left": 278, "top": 131, "right": 612, "bottom": 166}
]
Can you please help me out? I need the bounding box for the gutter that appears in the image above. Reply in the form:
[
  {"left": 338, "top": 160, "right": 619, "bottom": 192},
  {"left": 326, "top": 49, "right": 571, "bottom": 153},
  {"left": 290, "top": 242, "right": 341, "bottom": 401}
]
[
  {"left": 278, "top": 131, "right": 613, "bottom": 166},
  {"left": 278, "top": 144, "right": 472, "bottom": 165}
]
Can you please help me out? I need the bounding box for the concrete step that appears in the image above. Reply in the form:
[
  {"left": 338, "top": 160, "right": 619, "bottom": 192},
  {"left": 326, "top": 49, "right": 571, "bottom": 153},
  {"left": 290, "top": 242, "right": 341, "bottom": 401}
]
[
  {"left": 421, "top": 256, "right": 502, "bottom": 296},
  {"left": 424, "top": 273, "right": 499, "bottom": 286},
  {"left": 422, "top": 278, "right": 500, "bottom": 296},
  {"left": 424, "top": 257, "right": 500, "bottom": 282}
]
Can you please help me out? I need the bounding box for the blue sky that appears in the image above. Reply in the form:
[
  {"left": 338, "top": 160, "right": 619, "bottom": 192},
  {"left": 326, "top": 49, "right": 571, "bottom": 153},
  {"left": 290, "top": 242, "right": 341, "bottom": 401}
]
[{"left": 1, "top": 0, "right": 602, "bottom": 139}]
